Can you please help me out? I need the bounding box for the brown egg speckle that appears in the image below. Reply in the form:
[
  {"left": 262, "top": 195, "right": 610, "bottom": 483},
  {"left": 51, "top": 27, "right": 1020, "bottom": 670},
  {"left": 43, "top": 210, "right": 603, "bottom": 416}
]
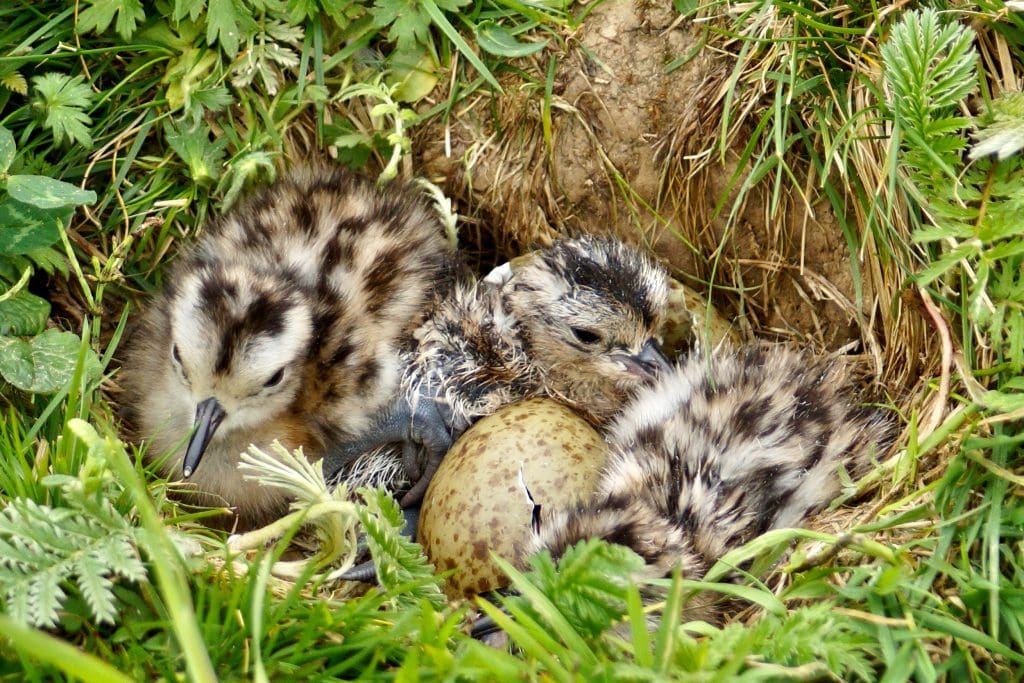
[{"left": 418, "top": 398, "right": 609, "bottom": 599}]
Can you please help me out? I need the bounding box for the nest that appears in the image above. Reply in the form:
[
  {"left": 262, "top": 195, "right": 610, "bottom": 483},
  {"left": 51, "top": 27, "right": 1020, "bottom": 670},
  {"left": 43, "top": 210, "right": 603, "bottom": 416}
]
[
  {"left": 397, "top": 0, "right": 949, "bottom": 588},
  {"left": 82, "top": 0, "right": 954, "bottom": 632}
]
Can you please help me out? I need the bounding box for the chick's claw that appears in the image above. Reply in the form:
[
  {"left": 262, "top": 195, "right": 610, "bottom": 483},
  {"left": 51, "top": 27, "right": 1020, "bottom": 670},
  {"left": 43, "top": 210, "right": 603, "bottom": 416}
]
[
  {"left": 399, "top": 397, "right": 455, "bottom": 505},
  {"left": 322, "top": 393, "right": 455, "bottom": 502},
  {"left": 400, "top": 451, "right": 442, "bottom": 507}
]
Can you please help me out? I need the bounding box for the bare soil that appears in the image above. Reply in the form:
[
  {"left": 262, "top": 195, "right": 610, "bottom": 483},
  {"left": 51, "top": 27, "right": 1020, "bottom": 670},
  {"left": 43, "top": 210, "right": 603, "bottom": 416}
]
[{"left": 414, "top": 1, "right": 897, "bottom": 361}]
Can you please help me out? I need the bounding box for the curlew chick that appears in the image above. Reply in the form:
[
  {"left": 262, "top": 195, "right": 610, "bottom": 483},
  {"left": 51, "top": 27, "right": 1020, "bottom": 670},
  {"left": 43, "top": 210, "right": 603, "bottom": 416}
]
[
  {"left": 120, "top": 166, "right": 451, "bottom": 529},
  {"left": 501, "top": 235, "right": 670, "bottom": 422},
  {"left": 531, "top": 345, "right": 896, "bottom": 621},
  {"left": 325, "top": 235, "right": 672, "bottom": 505}
]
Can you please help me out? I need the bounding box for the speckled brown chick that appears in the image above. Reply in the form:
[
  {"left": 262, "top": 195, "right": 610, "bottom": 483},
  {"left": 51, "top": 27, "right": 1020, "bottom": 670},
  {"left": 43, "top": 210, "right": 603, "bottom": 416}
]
[
  {"left": 324, "top": 235, "right": 672, "bottom": 506},
  {"left": 531, "top": 345, "right": 896, "bottom": 620},
  {"left": 119, "top": 166, "right": 451, "bottom": 529}
]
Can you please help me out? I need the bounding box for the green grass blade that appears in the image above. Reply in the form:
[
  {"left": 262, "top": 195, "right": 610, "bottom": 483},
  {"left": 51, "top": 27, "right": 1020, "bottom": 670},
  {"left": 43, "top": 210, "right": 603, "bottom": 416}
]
[
  {"left": 421, "top": 0, "right": 503, "bottom": 93},
  {"left": 0, "top": 613, "right": 134, "bottom": 683}
]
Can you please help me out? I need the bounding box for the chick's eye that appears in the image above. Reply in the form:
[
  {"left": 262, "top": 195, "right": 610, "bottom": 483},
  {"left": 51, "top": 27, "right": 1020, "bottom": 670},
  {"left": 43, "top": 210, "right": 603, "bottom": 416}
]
[
  {"left": 171, "top": 344, "right": 182, "bottom": 364},
  {"left": 571, "top": 327, "right": 602, "bottom": 345},
  {"left": 265, "top": 368, "right": 284, "bottom": 387}
]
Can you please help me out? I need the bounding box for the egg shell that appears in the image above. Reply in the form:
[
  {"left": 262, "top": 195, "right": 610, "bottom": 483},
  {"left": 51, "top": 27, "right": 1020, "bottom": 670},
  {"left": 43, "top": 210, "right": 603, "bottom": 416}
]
[
  {"left": 418, "top": 398, "right": 609, "bottom": 599},
  {"left": 660, "top": 277, "right": 739, "bottom": 357}
]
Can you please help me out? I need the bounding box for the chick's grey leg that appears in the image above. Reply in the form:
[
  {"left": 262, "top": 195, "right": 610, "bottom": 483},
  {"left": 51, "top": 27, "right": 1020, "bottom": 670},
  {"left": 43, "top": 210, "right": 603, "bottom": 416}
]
[
  {"left": 399, "top": 397, "right": 456, "bottom": 506},
  {"left": 322, "top": 393, "right": 455, "bottom": 503},
  {"left": 321, "top": 415, "right": 404, "bottom": 486}
]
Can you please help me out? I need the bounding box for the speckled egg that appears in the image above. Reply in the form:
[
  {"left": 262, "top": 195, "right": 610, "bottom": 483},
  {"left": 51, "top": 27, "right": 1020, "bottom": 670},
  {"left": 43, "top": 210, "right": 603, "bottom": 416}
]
[
  {"left": 418, "top": 398, "right": 608, "bottom": 599},
  {"left": 660, "top": 277, "right": 740, "bottom": 358}
]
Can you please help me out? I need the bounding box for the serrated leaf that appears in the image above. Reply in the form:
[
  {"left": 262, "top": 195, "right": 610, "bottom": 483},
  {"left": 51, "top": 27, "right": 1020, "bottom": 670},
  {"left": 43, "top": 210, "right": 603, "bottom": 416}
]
[
  {"left": 192, "top": 85, "right": 232, "bottom": 113},
  {"left": 0, "top": 329, "right": 101, "bottom": 393},
  {"left": 104, "top": 537, "right": 147, "bottom": 582},
  {"left": 475, "top": 21, "right": 547, "bottom": 58},
  {"left": 0, "top": 292, "right": 50, "bottom": 336},
  {"left": 164, "top": 121, "right": 227, "bottom": 184},
  {"left": 77, "top": 0, "right": 146, "bottom": 39},
  {"left": 355, "top": 488, "right": 444, "bottom": 608},
  {"left": 0, "top": 198, "right": 70, "bottom": 255},
  {"left": 0, "top": 125, "right": 14, "bottom": 174},
  {"left": 0, "top": 497, "right": 146, "bottom": 628},
  {"left": 6, "top": 175, "right": 96, "bottom": 209},
  {"left": 173, "top": 0, "right": 206, "bottom": 22},
  {"left": 29, "top": 572, "right": 66, "bottom": 628},
  {"left": 31, "top": 73, "right": 95, "bottom": 148},
  {"left": 0, "top": 71, "right": 28, "bottom": 95},
  {"left": 74, "top": 555, "right": 116, "bottom": 625},
  {"left": 517, "top": 539, "right": 645, "bottom": 637},
  {"left": 5, "top": 584, "right": 31, "bottom": 625},
  {"left": 372, "top": 0, "right": 433, "bottom": 54},
  {"left": 207, "top": 0, "right": 250, "bottom": 57}
]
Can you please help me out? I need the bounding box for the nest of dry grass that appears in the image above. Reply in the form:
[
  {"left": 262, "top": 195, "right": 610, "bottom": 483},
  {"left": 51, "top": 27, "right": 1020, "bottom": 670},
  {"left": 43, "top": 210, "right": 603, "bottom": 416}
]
[{"left": 404, "top": 0, "right": 944, "bottom": 488}]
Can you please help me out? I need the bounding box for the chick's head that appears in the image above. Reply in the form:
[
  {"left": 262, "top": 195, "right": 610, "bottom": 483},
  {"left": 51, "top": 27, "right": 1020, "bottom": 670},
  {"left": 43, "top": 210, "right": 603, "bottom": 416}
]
[
  {"left": 166, "top": 262, "right": 313, "bottom": 475},
  {"left": 502, "top": 236, "right": 670, "bottom": 420}
]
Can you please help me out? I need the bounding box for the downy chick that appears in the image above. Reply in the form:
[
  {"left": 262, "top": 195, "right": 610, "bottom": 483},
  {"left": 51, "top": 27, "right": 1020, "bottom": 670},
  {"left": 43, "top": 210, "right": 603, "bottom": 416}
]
[
  {"left": 120, "top": 166, "right": 451, "bottom": 528},
  {"left": 324, "top": 235, "right": 672, "bottom": 505},
  {"left": 531, "top": 345, "right": 896, "bottom": 621}
]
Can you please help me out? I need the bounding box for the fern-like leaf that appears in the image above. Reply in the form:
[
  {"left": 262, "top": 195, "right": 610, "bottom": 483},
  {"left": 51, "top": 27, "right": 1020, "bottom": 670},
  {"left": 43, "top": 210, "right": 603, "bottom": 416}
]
[
  {"left": 355, "top": 488, "right": 444, "bottom": 608},
  {"left": 881, "top": 9, "right": 977, "bottom": 135},
  {"left": 231, "top": 442, "right": 361, "bottom": 581},
  {"left": 0, "top": 498, "right": 145, "bottom": 627},
  {"left": 0, "top": 70, "right": 27, "bottom": 95},
  {"left": 518, "top": 539, "right": 646, "bottom": 638},
  {"left": 710, "top": 603, "right": 877, "bottom": 680}
]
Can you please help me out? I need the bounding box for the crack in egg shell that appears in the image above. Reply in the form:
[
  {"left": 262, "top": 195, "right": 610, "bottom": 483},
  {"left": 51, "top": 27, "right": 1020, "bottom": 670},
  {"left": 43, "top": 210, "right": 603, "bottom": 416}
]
[{"left": 418, "top": 398, "right": 609, "bottom": 599}]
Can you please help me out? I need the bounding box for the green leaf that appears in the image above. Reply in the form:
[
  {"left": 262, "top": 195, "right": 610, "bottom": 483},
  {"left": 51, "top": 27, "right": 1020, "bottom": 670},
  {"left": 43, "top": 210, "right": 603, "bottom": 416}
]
[
  {"left": 0, "top": 292, "right": 50, "bottom": 336},
  {"left": 6, "top": 175, "right": 96, "bottom": 209},
  {"left": 206, "top": 0, "right": 252, "bottom": 56},
  {"left": 515, "top": 539, "right": 645, "bottom": 638},
  {"left": 0, "top": 124, "right": 14, "bottom": 174},
  {"left": 355, "top": 487, "right": 445, "bottom": 609},
  {"left": 0, "top": 329, "right": 101, "bottom": 393},
  {"left": 0, "top": 198, "right": 71, "bottom": 255},
  {"left": 420, "top": 0, "right": 502, "bottom": 92},
  {"left": 0, "top": 71, "right": 28, "bottom": 96},
  {"left": 372, "top": 0, "right": 433, "bottom": 54},
  {"left": 31, "top": 73, "right": 94, "bottom": 148},
  {"left": 164, "top": 120, "right": 227, "bottom": 184},
  {"left": 475, "top": 21, "right": 547, "bottom": 58},
  {"left": 389, "top": 47, "right": 439, "bottom": 103},
  {"left": 77, "top": 0, "right": 146, "bottom": 39},
  {"left": 173, "top": 0, "right": 206, "bottom": 22},
  {"left": 980, "top": 390, "right": 1024, "bottom": 413}
]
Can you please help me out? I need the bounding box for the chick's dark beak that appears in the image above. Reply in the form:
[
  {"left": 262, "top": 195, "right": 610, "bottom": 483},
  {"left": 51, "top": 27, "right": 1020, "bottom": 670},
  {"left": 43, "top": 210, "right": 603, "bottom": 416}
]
[
  {"left": 183, "top": 397, "right": 226, "bottom": 478},
  {"left": 617, "top": 339, "right": 672, "bottom": 379}
]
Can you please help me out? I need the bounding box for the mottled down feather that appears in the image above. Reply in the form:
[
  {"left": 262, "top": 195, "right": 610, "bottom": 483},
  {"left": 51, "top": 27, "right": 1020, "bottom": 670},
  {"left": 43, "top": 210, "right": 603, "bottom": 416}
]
[
  {"left": 120, "top": 166, "right": 450, "bottom": 528},
  {"left": 532, "top": 345, "right": 896, "bottom": 617}
]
